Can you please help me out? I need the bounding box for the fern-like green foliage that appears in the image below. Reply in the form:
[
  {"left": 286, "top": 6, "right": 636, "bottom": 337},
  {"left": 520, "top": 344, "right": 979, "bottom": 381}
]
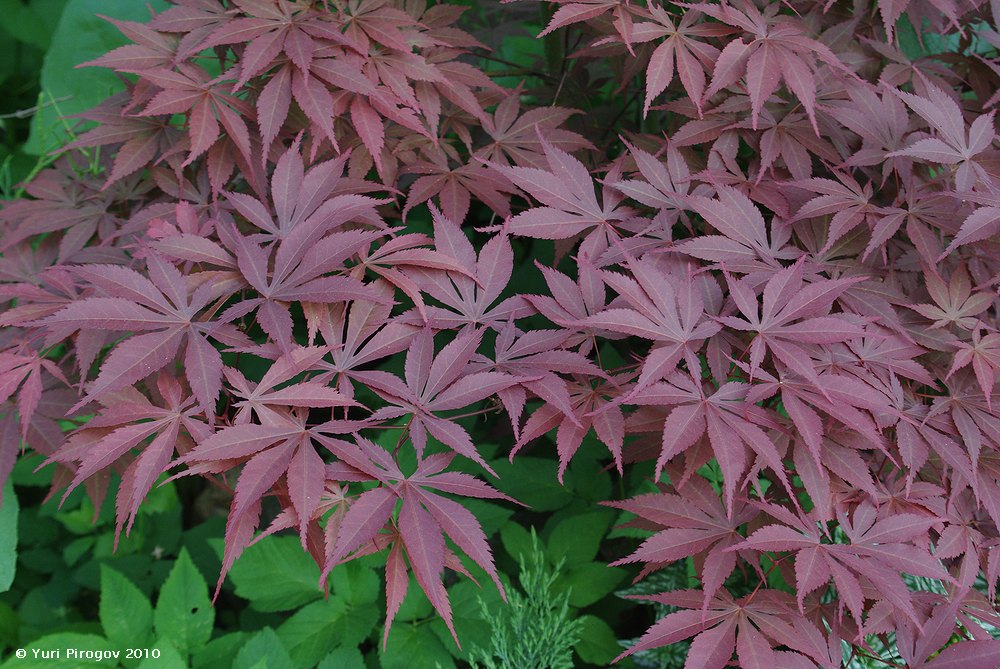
[{"left": 468, "top": 531, "right": 583, "bottom": 669}]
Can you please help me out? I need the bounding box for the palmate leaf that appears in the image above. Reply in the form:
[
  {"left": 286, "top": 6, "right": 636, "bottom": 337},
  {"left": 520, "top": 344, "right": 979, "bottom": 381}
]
[
  {"left": 524, "top": 255, "right": 612, "bottom": 354},
  {"left": 195, "top": 0, "right": 352, "bottom": 89},
  {"left": 224, "top": 345, "right": 359, "bottom": 425},
  {"left": 35, "top": 254, "right": 248, "bottom": 414},
  {"left": 677, "top": 185, "right": 799, "bottom": 270},
  {"left": 615, "top": 589, "right": 838, "bottom": 668},
  {"left": 735, "top": 502, "right": 951, "bottom": 625},
  {"left": 513, "top": 372, "right": 629, "bottom": 479},
  {"left": 629, "top": 373, "right": 793, "bottom": 512},
  {"left": 167, "top": 411, "right": 366, "bottom": 604},
  {"left": 717, "top": 262, "right": 867, "bottom": 393},
  {"left": 575, "top": 255, "right": 721, "bottom": 391},
  {"left": 404, "top": 160, "right": 515, "bottom": 225},
  {"left": 353, "top": 327, "right": 521, "bottom": 472},
  {"left": 351, "top": 230, "right": 477, "bottom": 321},
  {"left": 790, "top": 174, "right": 883, "bottom": 254},
  {"left": 487, "top": 135, "right": 632, "bottom": 249},
  {"left": 605, "top": 474, "right": 755, "bottom": 606},
  {"left": 630, "top": 4, "right": 730, "bottom": 116},
  {"left": 138, "top": 64, "right": 255, "bottom": 169},
  {"left": 949, "top": 325, "right": 1000, "bottom": 408},
  {"left": 888, "top": 84, "right": 996, "bottom": 193},
  {"left": 474, "top": 320, "right": 603, "bottom": 441},
  {"left": 0, "top": 350, "right": 67, "bottom": 439},
  {"left": 692, "top": 0, "right": 852, "bottom": 131},
  {"left": 403, "top": 206, "right": 531, "bottom": 330},
  {"left": 475, "top": 90, "right": 593, "bottom": 169},
  {"left": 66, "top": 93, "right": 186, "bottom": 190},
  {"left": 218, "top": 222, "right": 388, "bottom": 349},
  {"left": 941, "top": 206, "right": 1000, "bottom": 256},
  {"left": 48, "top": 378, "right": 209, "bottom": 542},
  {"left": 318, "top": 439, "right": 515, "bottom": 647},
  {"left": 307, "top": 288, "right": 419, "bottom": 397}
]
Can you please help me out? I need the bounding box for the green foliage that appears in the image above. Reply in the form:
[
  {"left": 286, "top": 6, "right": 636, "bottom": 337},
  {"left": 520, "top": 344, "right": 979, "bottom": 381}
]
[
  {"left": 227, "top": 536, "right": 323, "bottom": 612},
  {"left": 468, "top": 531, "right": 584, "bottom": 669},
  {"left": 317, "top": 647, "right": 365, "bottom": 669},
  {"left": 0, "top": 0, "right": 65, "bottom": 50},
  {"left": 503, "top": 509, "right": 627, "bottom": 613},
  {"left": 574, "top": 616, "right": 620, "bottom": 665},
  {"left": 193, "top": 632, "right": 249, "bottom": 669},
  {"left": 139, "top": 642, "right": 186, "bottom": 669},
  {"left": 24, "top": 0, "right": 168, "bottom": 155},
  {"left": 276, "top": 598, "right": 378, "bottom": 669},
  {"left": 381, "top": 623, "right": 456, "bottom": 669},
  {"left": 98, "top": 566, "right": 153, "bottom": 651},
  {"left": 0, "top": 481, "right": 17, "bottom": 593},
  {"left": 234, "top": 628, "right": 294, "bottom": 669},
  {"left": 152, "top": 549, "right": 213, "bottom": 659},
  {"left": 487, "top": 456, "right": 574, "bottom": 511},
  {"left": 2, "top": 442, "right": 634, "bottom": 669},
  {"left": 0, "top": 0, "right": 67, "bottom": 194},
  {"left": 547, "top": 510, "right": 613, "bottom": 566}
]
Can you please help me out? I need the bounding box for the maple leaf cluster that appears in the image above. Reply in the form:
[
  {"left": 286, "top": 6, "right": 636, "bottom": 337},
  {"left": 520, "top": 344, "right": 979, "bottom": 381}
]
[{"left": 4, "top": 0, "right": 1000, "bottom": 664}]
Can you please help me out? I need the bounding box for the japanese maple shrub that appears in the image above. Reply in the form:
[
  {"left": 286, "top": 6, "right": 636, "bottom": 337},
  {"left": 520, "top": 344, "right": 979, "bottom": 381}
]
[{"left": 3, "top": 0, "right": 1000, "bottom": 666}]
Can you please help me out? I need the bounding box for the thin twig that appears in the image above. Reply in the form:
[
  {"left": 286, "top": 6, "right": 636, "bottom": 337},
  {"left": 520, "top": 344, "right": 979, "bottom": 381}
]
[{"left": 0, "top": 95, "right": 72, "bottom": 120}]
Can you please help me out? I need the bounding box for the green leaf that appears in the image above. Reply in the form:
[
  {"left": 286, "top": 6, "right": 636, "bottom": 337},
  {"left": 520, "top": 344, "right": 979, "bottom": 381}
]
[
  {"left": 0, "top": 0, "right": 67, "bottom": 49},
  {"left": 140, "top": 478, "right": 179, "bottom": 514},
  {"left": 99, "top": 565, "right": 153, "bottom": 649},
  {"left": 574, "top": 615, "right": 620, "bottom": 665},
  {"left": 394, "top": 585, "right": 432, "bottom": 623},
  {"left": 235, "top": 628, "right": 294, "bottom": 669},
  {"left": 193, "top": 632, "right": 248, "bottom": 669},
  {"left": 10, "top": 454, "right": 51, "bottom": 488},
  {"left": 137, "top": 642, "right": 186, "bottom": 669},
  {"left": 228, "top": 535, "right": 323, "bottom": 612},
  {"left": 500, "top": 522, "right": 535, "bottom": 563},
  {"left": 63, "top": 537, "right": 95, "bottom": 566},
  {"left": 153, "top": 548, "right": 213, "bottom": 658},
  {"left": 460, "top": 499, "right": 514, "bottom": 537},
  {"left": 0, "top": 601, "right": 18, "bottom": 649},
  {"left": 17, "top": 577, "right": 79, "bottom": 630},
  {"left": 183, "top": 519, "right": 226, "bottom": 586},
  {"left": 380, "top": 624, "right": 456, "bottom": 669},
  {"left": 546, "top": 510, "right": 615, "bottom": 567},
  {"left": 563, "top": 438, "right": 613, "bottom": 503},
  {"left": 277, "top": 600, "right": 378, "bottom": 669},
  {"left": 0, "top": 479, "right": 18, "bottom": 593},
  {"left": 555, "top": 562, "right": 626, "bottom": 608},
  {"left": 54, "top": 497, "right": 103, "bottom": 535},
  {"left": 443, "top": 578, "right": 505, "bottom": 659},
  {"left": 895, "top": 16, "right": 930, "bottom": 60},
  {"left": 25, "top": 0, "right": 168, "bottom": 155},
  {"left": 478, "top": 32, "right": 546, "bottom": 90},
  {"left": 488, "top": 456, "right": 573, "bottom": 511},
  {"left": 317, "top": 647, "right": 365, "bottom": 669},
  {"left": 330, "top": 560, "right": 379, "bottom": 607},
  {"left": 0, "top": 634, "right": 114, "bottom": 668}
]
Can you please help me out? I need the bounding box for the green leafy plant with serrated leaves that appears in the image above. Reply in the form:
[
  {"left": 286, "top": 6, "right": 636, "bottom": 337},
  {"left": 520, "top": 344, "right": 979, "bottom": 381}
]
[{"left": 1, "top": 549, "right": 201, "bottom": 669}]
